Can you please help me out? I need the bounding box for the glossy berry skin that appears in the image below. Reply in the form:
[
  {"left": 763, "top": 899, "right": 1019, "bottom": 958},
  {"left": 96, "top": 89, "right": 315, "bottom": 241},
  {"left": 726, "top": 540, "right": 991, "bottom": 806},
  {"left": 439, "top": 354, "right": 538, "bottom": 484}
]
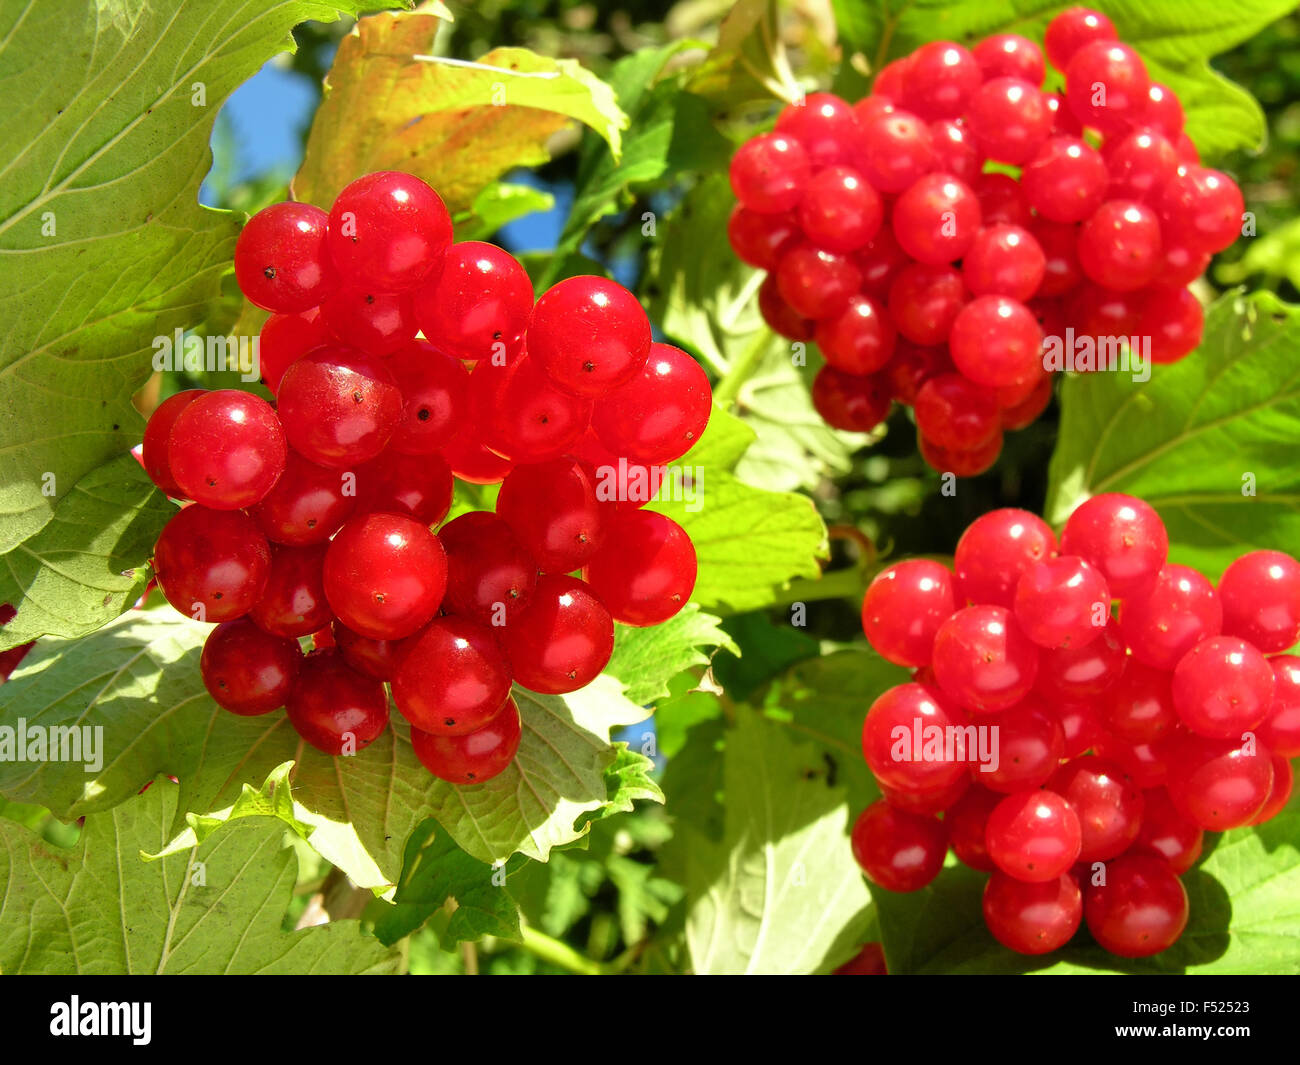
[
  {"left": 385, "top": 340, "right": 470, "bottom": 455},
  {"left": 320, "top": 285, "right": 416, "bottom": 356},
  {"left": 985, "top": 789, "right": 1082, "bottom": 883},
  {"left": 798, "top": 166, "right": 883, "bottom": 252},
  {"left": 774, "top": 94, "right": 859, "bottom": 168},
  {"left": 1218, "top": 550, "right": 1300, "bottom": 653},
  {"left": 983, "top": 871, "right": 1082, "bottom": 955},
  {"left": 326, "top": 170, "right": 452, "bottom": 291},
  {"left": 1014, "top": 555, "right": 1109, "bottom": 650},
  {"left": 528, "top": 276, "right": 652, "bottom": 398},
  {"left": 861, "top": 560, "right": 956, "bottom": 667},
  {"left": 200, "top": 618, "right": 301, "bottom": 715},
  {"left": 918, "top": 431, "right": 1004, "bottom": 478},
  {"left": 856, "top": 226, "right": 912, "bottom": 298},
  {"left": 583, "top": 510, "right": 697, "bottom": 626},
  {"left": 1119, "top": 564, "right": 1222, "bottom": 671},
  {"left": 438, "top": 512, "right": 537, "bottom": 628},
  {"left": 411, "top": 241, "right": 534, "bottom": 363},
  {"left": 153, "top": 506, "right": 270, "bottom": 623},
  {"left": 813, "top": 296, "right": 896, "bottom": 376},
  {"left": 392, "top": 617, "right": 512, "bottom": 736},
  {"left": 234, "top": 201, "right": 336, "bottom": 313},
  {"left": 355, "top": 448, "right": 453, "bottom": 526},
  {"left": 758, "top": 274, "right": 815, "bottom": 340},
  {"left": 861, "top": 682, "right": 970, "bottom": 794},
  {"left": 1056, "top": 699, "right": 1109, "bottom": 759},
  {"left": 1106, "top": 130, "right": 1179, "bottom": 203},
  {"left": 1000, "top": 374, "right": 1054, "bottom": 431},
  {"left": 974, "top": 172, "right": 1032, "bottom": 228},
  {"left": 1033, "top": 220, "right": 1085, "bottom": 297},
  {"left": 286, "top": 650, "right": 390, "bottom": 755},
  {"left": 1050, "top": 756, "right": 1144, "bottom": 862},
  {"left": 946, "top": 785, "right": 1002, "bottom": 871},
  {"left": 1166, "top": 732, "right": 1275, "bottom": 830},
  {"left": 142, "top": 389, "right": 204, "bottom": 497},
  {"left": 332, "top": 620, "right": 409, "bottom": 682},
  {"left": 1103, "top": 659, "right": 1177, "bottom": 743},
  {"left": 776, "top": 245, "right": 862, "bottom": 320},
  {"left": 954, "top": 508, "right": 1057, "bottom": 609},
  {"left": 249, "top": 544, "right": 332, "bottom": 639},
  {"left": 914, "top": 374, "right": 999, "bottom": 451},
  {"left": 323, "top": 513, "right": 446, "bottom": 641},
  {"left": 1140, "top": 286, "right": 1204, "bottom": 364},
  {"left": 901, "top": 41, "right": 980, "bottom": 120},
  {"left": 1251, "top": 753, "right": 1294, "bottom": 824},
  {"left": 442, "top": 430, "right": 515, "bottom": 486},
  {"left": 810, "top": 367, "right": 892, "bottom": 432},
  {"left": 948, "top": 296, "right": 1043, "bottom": 388},
  {"left": 573, "top": 430, "right": 666, "bottom": 511},
  {"left": 928, "top": 119, "right": 982, "bottom": 184},
  {"left": 276, "top": 347, "right": 402, "bottom": 469},
  {"left": 1095, "top": 733, "right": 1176, "bottom": 790},
  {"left": 497, "top": 459, "right": 606, "bottom": 574},
  {"left": 1171, "top": 635, "right": 1274, "bottom": 739},
  {"left": 933, "top": 605, "right": 1039, "bottom": 713},
  {"left": 974, "top": 34, "right": 1045, "bottom": 85},
  {"left": 886, "top": 341, "right": 953, "bottom": 406},
  {"left": 1021, "top": 137, "right": 1108, "bottom": 223},
  {"left": 1131, "top": 787, "right": 1203, "bottom": 873},
  {"left": 850, "top": 802, "right": 948, "bottom": 893},
  {"left": 469, "top": 357, "right": 593, "bottom": 463},
  {"left": 1065, "top": 41, "right": 1150, "bottom": 134},
  {"left": 1077, "top": 201, "right": 1162, "bottom": 292},
  {"left": 1083, "top": 855, "right": 1189, "bottom": 958},
  {"left": 1060, "top": 493, "right": 1168, "bottom": 599},
  {"left": 258, "top": 309, "right": 328, "bottom": 394},
  {"left": 979, "top": 698, "right": 1066, "bottom": 793},
  {"left": 887, "top": 263, "right": 967, "bottom": 346},
  {"left": 500, "top": 575, "right": 614, "bottom": 695},
  {"left": 891, "top": 174, "right": 981, "bottom": 265},
  {"left": 880, "top": 774, "right": 970, "bottom": 816},
  {"left": 250, "top": 450, "right": 356, "bottom": 547},
  {"left": 727, "top": 206, "right": 801, "bottom": 269},
  {"left": 1260, "top": 655, "right": 1300, "bottom": 757},
  {"left": 1045, "top": 8, "right": 1117, "bottom": 71},
  {"left": 833, "top": 942, "right": 888, "bottom": 975},
  {"left": 965, "top": 78, "right": 1051, "bottom": 165},
  {"left": 857, "top": 110, "right": 937, "bottom": 194},
  {"left": 168, "top": 390, "right": 287, "bottom": 509},
  {"left": 591, "top": 342, "right": 712, "bottom": 465},
  {"left": 1155, "top": 166, "right": 1243, "bottom": 254},
  {"left": 728, "top": 133, "right": 811, "bottom": 213},
  {"left": 962, "top": 225, "right": 1045, "bottom": 300},
  {"left": 410, "top": 696, "right": 521, "bottom": 785}
]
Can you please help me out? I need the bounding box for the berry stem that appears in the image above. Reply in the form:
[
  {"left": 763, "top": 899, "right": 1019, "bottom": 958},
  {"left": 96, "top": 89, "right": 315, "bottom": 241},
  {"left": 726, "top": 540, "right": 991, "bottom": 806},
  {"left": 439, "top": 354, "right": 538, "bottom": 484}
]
[
  {"left": 713, "top": 329, "right": 777, "bottom": 409},
  {"left": 518, "top": 924, "right": 610, "bottom": 975}
]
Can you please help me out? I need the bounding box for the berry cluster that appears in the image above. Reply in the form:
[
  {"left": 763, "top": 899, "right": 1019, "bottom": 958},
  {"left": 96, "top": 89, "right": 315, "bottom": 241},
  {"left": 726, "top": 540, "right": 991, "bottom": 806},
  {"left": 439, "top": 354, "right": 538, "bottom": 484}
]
[
  {"left": 141, "top": 170, "right": 710, "bottom": 785},
  {"left": 853, "top": 494, "right": 1298, "bottom": 958},
  {"left": 727, "top": 7, "right": 1242, "bottom": 476}
]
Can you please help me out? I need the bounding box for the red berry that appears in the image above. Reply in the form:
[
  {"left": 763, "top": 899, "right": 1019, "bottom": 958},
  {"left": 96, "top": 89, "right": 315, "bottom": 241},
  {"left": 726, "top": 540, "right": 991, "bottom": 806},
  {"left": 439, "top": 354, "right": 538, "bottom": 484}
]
[
  {"left": 1166, "top": 732, "right": 1275, "bottom": 830},
  {"left": 168, "top": 390, "right": 287, "bottom": 509},
  {"left": 974, "top": 34, "right": 1045, "bottom": 85},
  {"left": 258, "top": 308, "right": 328, "bottom": 394},
  {"left": 410, "top": 697, "right": 522, "bottom": 784},
  {"left": 914, "top": 373, "right": 1000, "bottom": 451},
  {"left": 948, "top": 295, "right": 1044, "bottom": 388},
  {"left": 892, "top": 173, "right": 981, "bottom": 264},
  {"left": 1077, "top": 200, "right": 1162, "bottom": 292},
  {"left": 729, "top": 132, "right": 810, "bottom": 213},
  {"left": 1083, "top": 854, "right": 1188, "bottom": 957},
  {"left": 776, "top": 244, "right": 862, "bottom": 320},
  {"left": 887, "top": 262, "right": 966, "bottom": 346},
  {"left": 932, "top": 605, "right": 1040, "bottom": 713},
  {"left": 1131, "top": 787, "right": 1203, "bottom": 873},
  {"left": 774, "top": 94, "right": 860, "bottom": 167},
  {"left": 965, "top": 77, "right": 1051, "bottom": 165},
  {"left": 320, "top": 284, "right": 416, "bottom": 356},
  {"left": 1217, "top": 550, "right": 1300, "bottom": 653},
  {"left": 850, "top": 801, "right": 948, "bottom": 892},
  {"left": 1044, "top": 7, "right": 1117, "bottom": 72},
  {"left": 1021, "top": 137, "right": 1108, "bottom": 223},
  {"left": 861, "top": 682, "right": 970, "bottom": 794},
  {"left": 810, "top": 366, "right": 892, "bottom": 432},
  {"left": 332, "top": 619, "right": 410, "bottom": 681},
  {"left": 1013, "top": 555, "right": 1110, "bottom": 650},
  {"left": 591, "top": 342, "right": 712, "bottom": 465},
  {"left": 1103, "top": 659, "right": 1178, "bottom": 743},
  {"left": 1065, "top": 41, "right": 1150, "bottom": 134},
  {"left": 928, "top": 118, "right": 983, "bottom": 183},
  {"left": 411, "top": 241, "right": 533, "bottom": 363},
  {"left": 1119, "top": 563, "right": 1222, "bottom": 670},
  {"left": 201, "top": 618, "right": 300, "bottom": 715},
  {"left": 250, "top": 450, "right": 357, "bottom": 547},
  {"left": 326, "top": 170, "right": 451, "bottom": 291},
  {"left": 953, "top": 508, "right": 1057, "bottom": 608},
  {"left": 861, "top": 560, "right": 956, "bottom": 667},
  {"left": 1171, "top": 635, "right": 1274, "bottom": 738},
  {"left": 1037, "top": 618, "right": 1126, "bottom": 701},
  {"left": 583, "top": 510, "right": 697, "bottom": 626},
  {"left": 962, "top": 224, "right": 1045, "bottom": 300},
  {"left": 1139, "top": 285, "right": 1204, "bottom": 364},
  {"left": 354, "top": 448, "right": 453, "bottom": 526},
  {"left": 234, "top": 201, "right": 336, "bottom": 313},
  {"left": 385, "top": 340, "right": 470, "bottom": 455},
  {"left": 141, "top": 389, "right": 204, "bottom": 498},
  {"left": 1050, "top": 755, "right": 1144, "bottom": 862},
  {"left": 918, "top": 431, "right": 1004, "bottom": 478},
  {"left": 323, "top": 512, "right": 447, "bottom": 641},
  {"left": 497, "top": 459, "right": 606, "bottom": 574},
  {"left": 1060, "top": 493, "right": 1168, "bottom": 599},
  {"left": 984, "top": 871, "right": 1082, "bottom": 954},
  {"left": 1155, "top": 166, "right": 1243, "bottom": 254},
  {"left": 500, "top": 575, "right": 614, "bottom": 695},
  {"left": 249, "top": 543, "right": 332, "bottom": 639},
  {"left": 286, "top": 649, "right": 390, "bottom": 755},
  {"left": 276, "top": 346, "right": 402, "bottom": 469},
  {"left": 727, "top": 205, "right": 800, "bottom": 269},
  {"left": 468, "top": 356, "right": 593, "bottom": 463},
  {"left": 985, "top": 789, "right": 1082, "bottom": 883},
  {"left": 946, "top": 785, "right": 1002, "bottom": 871},
  {"left": 528, "top": 276, "right": 651, "bottom": 398},
  {"left": 153, "top": 506, "right": 270, "bottom": 623},
  {"left": 856, "top": 109, "right": 937, "bottom": 194},
  {"left": 438, "top": 511, "right": 537, "bottom": 628},
  {"left": 979, "top": 697, "right": 1066, "bottom": 793},
  {"left": 797, "top": 166, "right": 883, "bottom": 252},
  {"left": 392, "top": 616, "right": 513, "bottom": 735},
  {"left": 1260, "top": 654, "right": 1300, "bottom": 757}
]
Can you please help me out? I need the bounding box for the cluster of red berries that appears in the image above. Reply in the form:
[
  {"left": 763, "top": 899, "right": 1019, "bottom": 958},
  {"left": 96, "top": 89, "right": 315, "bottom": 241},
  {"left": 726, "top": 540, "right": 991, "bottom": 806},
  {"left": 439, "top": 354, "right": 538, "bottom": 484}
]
[
  {"left": 140, "top": 170, "right": 710, "bottom": 785},
  {"left": 727, "top": 7, "right": 1242, "bottom": 476},
  {"left": 852, "top": 494, "right": 1298, "bottom": 958}
]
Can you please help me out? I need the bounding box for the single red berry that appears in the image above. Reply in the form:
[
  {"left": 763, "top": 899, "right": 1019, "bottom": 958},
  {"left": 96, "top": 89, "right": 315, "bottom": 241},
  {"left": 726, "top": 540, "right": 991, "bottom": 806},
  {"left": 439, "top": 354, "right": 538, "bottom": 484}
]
[
  {"left": 810, "top": 366, "right": 892, "bottom": 432},
  {"left": 410, "top": 696, "right": 522, "bottom": 784},
  {"left": 258, "top": 308, "right": 328, "bottom": 394},
  {"left": 1131, "top": 787, "right": 1203, "bottom": 873},
  {"left": 850, "top": 801, "right": 948, "bottom": 892},
  {"left": 1060, "top": 493, "right": 1168, "bottom": 599},
  {"left": 286, "top": 649, "right": 390, "bottom": 755},
  {"left": 861, "top": 559, "right": 956, "bottom": 668},
  {"left": 1044, "top": 7, "right": 1117, "bottom": 71},
  {"left": 1065, "top": 41, "right": 1150, "bottom": 134},
  {"left": 234, "top": 201, "right": 336, "bottom": 312},
  {"left": 468, "top": 356, "right": 593, "bottom": 463},
  {"left": 141, "top": 389, "right": 204, "bottom": 498},
  {"left": 962, "top": 224, "right": 1046, "bottom": 300},
  {"left": 1077, "top": 200, "right": 1163, "bottom": 292},
  {"left": 326, "top": 170, "right": 451, "bottom": 291},
  {"left": 153, "top": 506, "right": 270, "bottom": 623},
  {"left": 1102, "top": 659, "right": 1177, "bottom": 743},
  {"left": 729, "top": 132, "right": 811, "bottom": 212},
  {"left": 496, "top": 459, "right": 606, "bottom": 574},
  {"left": 439, "top": 511, "right": 537, "bottom": 628},
  {"left": 727, "top": 205, "right": 801, "bottom": 270},
  {"left": 918, "top": 431, "right": 1004, "bottom": 478},
  {"left": 323, "top": 512, "right": 447, "bottom": 641},
  {"left": 974, "top": 34, "right": 1045, "bottom": 85},
  {"left": 1021, "top": 136, "right": 1108, "bottom": 223},
  {"left": 1083, "top": 854, "right": 1188, "bottom": 958},
  {"left": 320, "top": 284, "right": 417, "bottom": 356},
  {"left": 932, "top": 605, "right": 1040, "bottom": 713},
  {"left": 276, "top": 346, "right": 402, "bottom": 469},
  {"left": 1013, "top": 555, "right": 1110, "bottom": 650},
  {"left": 168, "top": 390, "right": 287, "bottom": 509},
  {"left": 953, "top": 508, "right": 1057, "bottom": 608},
  {"left": 1170, "top": 635, "right": 1274, "bottom": 739},
  {"left": 901, "top": 41, "right": 980, "bottom": 119},
  {"left": 354, "top": 447, "right": 454, "bottom": 526},
  {"left": 914, "top": 373, "right": 1000, "bottom": 451},
  {"left": 856, "top": 109, "right": 937, "bottom": 194},
  {"left": 1139, "top": 285, "right": 1205, "bottom": 364},
  {"left": 946, "top": 785, "right": 1003, "bottom": 871},
  {"left": 499, "top": 575, "right": 614, "bottom": 695},
  {"left": 985, "top": 789, "right": 1082, "bottom": 883},
  {"left": 861, "top": 682, "right": 971, "bottom": 794},
  {"left": 249, "top": 543, "right": 333, "bottom": 639},
  {"left": 776, "top": 244, "right": 863, "bottom": 320},
  {"left": 583, "top": 510, "right": 697, "bottom": 626},
  {"left": 1155, "top": 166, "right": 1244, "bottom": 254},
  {"left": 1119, "top": 563, "right": 1222, "bottom": 670},
  {"left": 887, "top": 262, "right": 966, "bottom": 346},
  {"left": 1217, "top": 549, "right": 1300, "bottom": 653},
  {"left": 964, "top": 77, "right": 1051, "bottom": 165},
  {"left": 1166, "top": 732, "right": 1275, "bottom": 830},
  {"left": 797, "top": 165, "right": 883, "bottom": 252},
  {"left": 392, "top": 616, "right": 513, "bottom": 735},
  {"left": 1259, "top": 654, "right": 1300, "bottom": 757},
  {"left": 979, "top": 697, "right": 1066, "bottom": 793},
  {"left": 250, "top": 449, "right": 357, "bottom": 547},
  {"left": 201, "top": 618, "right": 301, "bottom": 715},
  {"left": 984, "top": 871, "right": 1082, "bottom": 954},
  {"left": 928, "top": 118, "right": 983, "bottom": 183},
  {"left": 948, "top": 296, "right": 1044, "bottom": 388},
  {"left": 385, "top": 340, "right": 470, "bottom": 455},
  {"left": 411, "top": 240, "right": 533, "bottom": 363},
  {"left": 1050, "top": 756, "right": 1144, "bottom": 862},
  {"left": 590, "top": 342, "right": 712, "bottom": 465}
]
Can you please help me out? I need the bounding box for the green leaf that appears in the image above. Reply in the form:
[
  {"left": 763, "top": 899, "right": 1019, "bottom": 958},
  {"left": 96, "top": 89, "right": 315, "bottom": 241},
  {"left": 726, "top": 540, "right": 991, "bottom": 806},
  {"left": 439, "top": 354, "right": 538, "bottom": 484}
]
[
  {"left": 586, "top": 743, "right": 664, "bottom": 825},
  {"left": 0, "top": 777, "right": 399, "bottom": 974},
  {"left": 293, "top": 11, "right": 627, "bottom": 210},
  {"left": 649, "top": 406, "right": 828, "bottom": 614},
  {"left": 0, "top": 612, "right": 657, "bottom": 882},
  {"left": 606, "top": 603, "right": 739, "bottom": 706},
  {"left": 684, "top": 0, "right": 801, "bottom": 107},
  {"left": 0, "top": 0, "right": 405, "bottom": 556},
  {"left": 647, "top": 175, "right": 873, "bottom": 491},
  {"left": 712, "top": 611, "right": 820, "bottom": 702},
  {"left": 872, "top": 806, "right": 1300, "bottom": 974},
  {"left": 544, "top": 43, "right": 730, "bottom": 284},
  {"left": 1046, "top": 292, "right": 1300, "bottom": 579},
  {"left": 1218, "top": 215, "right": 1300, "bottom": 294},
  {"left": 372, "top": 818, "right": 522, "bottom": 948},
  {"left": 455, "top": 181, "right": 555, "bottom": 243},
  {"left": 832, "top": 0, "right": 1292, "bottom": 160},
  {"left": 681, "top": 709, "right": 873, "bottom": 974},
  {"left": 0, "top": 454, "right": 171, "bottom": 650},
  {"left": 758, "top": 648, "right": 908, "bottom": 812}
]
